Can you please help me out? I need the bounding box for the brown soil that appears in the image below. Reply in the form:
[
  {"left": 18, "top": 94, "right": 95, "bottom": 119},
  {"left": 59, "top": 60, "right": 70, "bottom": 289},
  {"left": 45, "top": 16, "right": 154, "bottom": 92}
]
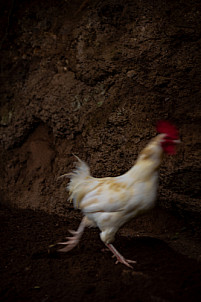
[{"left": 0, "top": 0, "right": 201, "bottom": 301}]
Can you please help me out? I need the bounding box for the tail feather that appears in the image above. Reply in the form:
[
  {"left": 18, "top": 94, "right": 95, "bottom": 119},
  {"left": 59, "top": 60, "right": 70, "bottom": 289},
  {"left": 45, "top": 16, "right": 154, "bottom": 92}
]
[{"left": 67, "top": 156, "right": 91, "bottom": 207}]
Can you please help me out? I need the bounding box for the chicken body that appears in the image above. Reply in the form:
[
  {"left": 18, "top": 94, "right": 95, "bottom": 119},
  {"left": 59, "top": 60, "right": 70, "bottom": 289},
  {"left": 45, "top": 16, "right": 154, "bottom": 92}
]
[{"left": 58, "top": 133, "right": 178, "bottom": 268}]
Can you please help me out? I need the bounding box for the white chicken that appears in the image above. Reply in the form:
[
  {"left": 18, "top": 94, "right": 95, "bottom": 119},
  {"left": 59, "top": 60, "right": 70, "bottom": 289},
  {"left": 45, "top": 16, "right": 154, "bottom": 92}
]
[{"left": 58, "top": 121, "right": 180, "bottom": 268}]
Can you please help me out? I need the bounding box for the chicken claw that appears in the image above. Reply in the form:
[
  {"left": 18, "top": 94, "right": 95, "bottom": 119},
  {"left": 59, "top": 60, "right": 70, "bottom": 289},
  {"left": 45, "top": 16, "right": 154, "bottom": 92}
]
[
  {"left": 106, "top": 243, "right": 136, "bottom": 269},
  {"left": 57, "top": 218, "right": 86, "bottom": 252},
  {"left": 58, "top": 231, "right": 81, "bottom": 252}
]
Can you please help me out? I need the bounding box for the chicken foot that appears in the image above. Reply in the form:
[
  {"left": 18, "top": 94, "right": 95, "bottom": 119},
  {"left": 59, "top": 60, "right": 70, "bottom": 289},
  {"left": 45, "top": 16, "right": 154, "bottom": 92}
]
[
  {"left": 58, "top": 217, "right": 86, "bottom": 252},
  {"left": 106, "top": 243, "right": 136, "bottom": 269},
  {"left": 57, "top": 216, "right": 136, "bottom": 269}
]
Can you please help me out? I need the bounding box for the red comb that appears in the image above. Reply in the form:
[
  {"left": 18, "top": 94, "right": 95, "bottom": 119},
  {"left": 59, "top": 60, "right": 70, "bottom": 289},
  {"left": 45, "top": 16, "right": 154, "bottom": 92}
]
[{"left": 156, "top": 120, "right": 179, "bottom": 139}]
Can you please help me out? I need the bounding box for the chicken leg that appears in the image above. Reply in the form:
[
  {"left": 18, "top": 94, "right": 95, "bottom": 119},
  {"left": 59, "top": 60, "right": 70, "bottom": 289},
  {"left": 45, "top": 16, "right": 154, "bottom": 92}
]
[
  {"left": 58, "top": 217, "right": 86, "bottom": 252},
  {"left": 57, "top": 216, "right": 136, "bottom": 269},
  {"left": 106, "top": 243, "right": 136, "bottom": 269}
]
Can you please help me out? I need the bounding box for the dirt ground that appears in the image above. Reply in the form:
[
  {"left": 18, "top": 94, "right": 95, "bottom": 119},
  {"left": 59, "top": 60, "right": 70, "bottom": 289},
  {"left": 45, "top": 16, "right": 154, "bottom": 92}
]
[{"left": 0, "top": 0, "right": 201, "bottom": 301}]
